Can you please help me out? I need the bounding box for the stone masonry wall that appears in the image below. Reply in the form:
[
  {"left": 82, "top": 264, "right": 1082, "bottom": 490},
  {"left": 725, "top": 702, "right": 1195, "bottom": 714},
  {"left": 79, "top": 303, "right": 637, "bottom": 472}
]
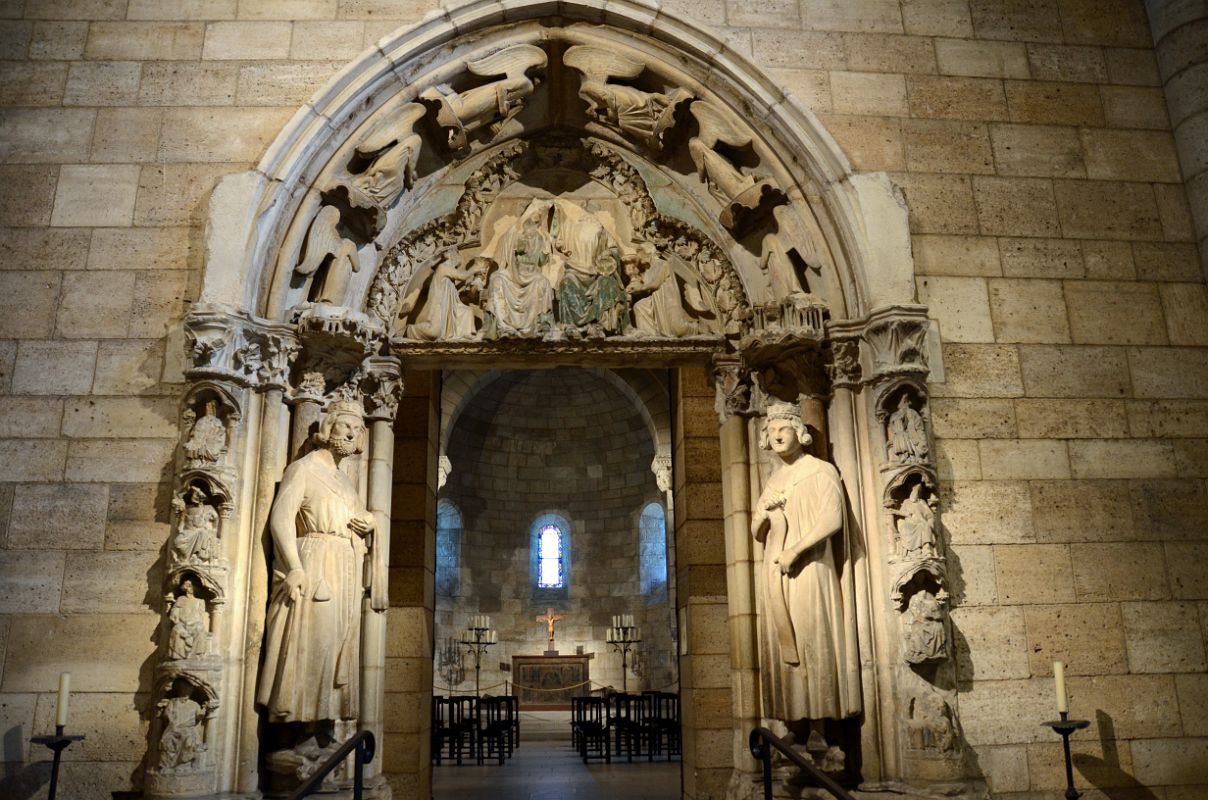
[
  {"left": 0, "top": 1, "right": 1205, "bottom": 799},
  {"left": 436, "top": 369, "right": 677, "bottom": 698}
]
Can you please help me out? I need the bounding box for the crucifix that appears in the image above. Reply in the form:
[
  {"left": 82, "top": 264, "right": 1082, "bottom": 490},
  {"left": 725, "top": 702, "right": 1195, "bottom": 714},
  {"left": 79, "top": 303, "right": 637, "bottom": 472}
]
[{"left": 535, "top": 607, "right": 564, "bottom": 655}]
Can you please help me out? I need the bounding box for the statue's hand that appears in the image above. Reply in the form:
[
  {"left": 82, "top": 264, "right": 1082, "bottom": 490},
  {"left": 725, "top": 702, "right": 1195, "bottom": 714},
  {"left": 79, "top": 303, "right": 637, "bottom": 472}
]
[
  {"left": 348, "top": 513, "right": 375, "bottom": 536},
  {"left": 765, "top": 491, "right": 787, "bottom": 511},
  {"left": 774, "top": 547, "right": 800, "bottom": 575},
  {"left": 285, "top": 568, "right": 308, "bottom": 603}
]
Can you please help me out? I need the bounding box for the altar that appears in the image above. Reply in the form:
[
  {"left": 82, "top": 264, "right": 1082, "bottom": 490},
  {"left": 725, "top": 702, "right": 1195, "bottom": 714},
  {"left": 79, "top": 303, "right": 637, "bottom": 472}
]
[{"left": 511, "top": 654, "right": 594, "bottom": 709}]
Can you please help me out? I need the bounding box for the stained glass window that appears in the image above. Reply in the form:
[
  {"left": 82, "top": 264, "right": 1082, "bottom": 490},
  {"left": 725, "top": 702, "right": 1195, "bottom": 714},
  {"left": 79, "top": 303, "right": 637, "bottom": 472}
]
[
  {"left": 639, "top": 502, "right": 667, "bottom": 601},
  {"left": 537, "top": 524, "right": 564, "bottom": 588},
  {"left": 435, "top": 500, "right": 461, "bottom": 597}
]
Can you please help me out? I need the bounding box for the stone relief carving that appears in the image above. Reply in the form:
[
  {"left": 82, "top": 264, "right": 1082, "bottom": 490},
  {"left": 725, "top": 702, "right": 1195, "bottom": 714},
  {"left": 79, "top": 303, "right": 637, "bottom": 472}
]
[
  {"left": 420, "top": 44, "right": 547, "bottom": 153},
  {"left": 185, "top": 306, "right": 299, "bottom": 390},
  {"left": 171, "top": 487, "right": 220, "bottom": 566},
  {"left": 563, "top": 45, "right": 692, "bottom": 151},
  {"left": 257, "top": 399, "right": 383, "bottom": 778},
  {"left": 864, "top": 312, "right": 929, "bottom": 380},
  {"left": 404, "top": 248, "right": 490, "bottom": 341},
  {"left": 906, "top": 693, "right": 958, "bottom": 755},
  {"left": 651, "top": 449, "right": 672, "bottom": 494},
  {"left": 166, "top": 578, "right": 212, "bottom": 661},
  {"left": 295, "top": 206, "right": 361, "bottom": 305},
  {"left": 182, "top": 401, "right": 226, "bottom": 466},
  {"left": 688, "top": 100, "right": 787, "bottom": 235},
  {"left": 883, "top": 393, "right": 930, "bottom": 467},
  {"left": 825, "top": 336, "right": 862, "bottom": 389},
  {"left": 901, "top": 589, "right": 946, "bottom": 664},
  {"left": 326, "top": 99, "right": 426, "bottom": 240},
  {"left": 155, "top": 682, "right": 213, "bottom": 773},
  {"left": 711, "top": 354, "right": 759, "bottom": 420},
  {"left": 889, "top": 482, "right": 938, "bottom": 562},
  {"left": 750, "top": 402, "right": 860, "bottom": 764}
]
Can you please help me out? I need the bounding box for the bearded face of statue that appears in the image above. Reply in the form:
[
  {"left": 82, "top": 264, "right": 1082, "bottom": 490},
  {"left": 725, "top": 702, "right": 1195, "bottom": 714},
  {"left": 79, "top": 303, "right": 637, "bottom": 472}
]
[{"left": 323, "top": 413, "right": 365, "bottom": 458}]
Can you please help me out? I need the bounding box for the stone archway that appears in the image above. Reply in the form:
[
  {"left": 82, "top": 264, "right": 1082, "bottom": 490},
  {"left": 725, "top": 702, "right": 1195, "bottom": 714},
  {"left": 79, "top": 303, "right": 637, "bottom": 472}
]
[{"left": 148, "top": 3, "right": 969, "bottom": 799}]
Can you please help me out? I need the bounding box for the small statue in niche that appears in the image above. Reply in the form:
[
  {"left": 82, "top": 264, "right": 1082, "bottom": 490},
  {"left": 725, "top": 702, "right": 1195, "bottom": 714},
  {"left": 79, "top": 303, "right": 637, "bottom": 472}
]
[
  {"left": 907, "top": 692, "right": 957, "bottom": 754},
  {"left": 563, "top": 45, "right": 693, "bottom": 151},
  {"left": 750, "top": 402, "right": 861, "bottom": 755},
  {"left": 171, "top": 487, "right": 219, "bottom": 565},
  {"left": 166, "top": 578, "right": 210, "bottom": 660},
  {"left": 183, "top": 400, "right": 226, "bottom": 465},
  {"left": 156, "top": 682, "right": 211, "bottom": 772},
  {"left": 555, "top": 214, "right": 629, "bottom": 335},
  {"left": 295, "top": 205, "right": 360, "bottom": 305},
  {"left": 901, "top": 589, "right": 946, "bottom": 664},
  {"left": 889, "top": 483, "right": 938, "bottom": 561},
  {"left": 622, "top": 248, "right": 715, "bottom": 338},
  {"left": 420, "top": 44, "right": 547, "bottom": 151},
  {"left": 483, "top": 215, "right": 555, "bottom": 338},
  {"left": 403, "top": 249, "right": 491, "bottom": 341},
  {"left": 688, "top": 100, "right": 787, "bottom": 234},
  {"left": 335, "top": 100, "right": 425, "bottom": 218},
  {"left": 886, "top": 394, "right": 929, "bottom": 465}
]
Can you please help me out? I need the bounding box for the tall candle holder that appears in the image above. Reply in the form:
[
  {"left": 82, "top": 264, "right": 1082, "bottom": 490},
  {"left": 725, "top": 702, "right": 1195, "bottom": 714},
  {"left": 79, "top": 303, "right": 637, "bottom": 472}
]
[
  {"left": 606, "top": 614, "right": 641, "bottom": 693},
  {"left": 31, "top": 725, "right": 86, "bottom": 800},
  {"left": 459, "top": 615, "right": 497, "bottom": 699},
  {"left": 1041, "top": 711, "right": 1090, "bottom": 800}
]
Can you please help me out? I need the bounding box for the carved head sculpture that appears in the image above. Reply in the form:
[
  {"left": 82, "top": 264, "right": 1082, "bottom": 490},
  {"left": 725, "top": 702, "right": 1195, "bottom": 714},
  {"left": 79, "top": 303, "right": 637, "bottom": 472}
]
[
  {"left": 180, "top": 578, "right": 196, "bottom": 598},
  {"left": 758, "top": 401, "right": 812, "bottom": 454},
  {"left": 315, "top": 398, "right": 366, "bottom": 457}
]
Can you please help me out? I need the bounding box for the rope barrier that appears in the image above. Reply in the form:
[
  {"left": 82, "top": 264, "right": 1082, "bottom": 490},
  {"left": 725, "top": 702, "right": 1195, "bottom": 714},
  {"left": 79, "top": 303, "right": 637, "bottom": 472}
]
[{"left": 434, "top": 678, "right": 680, "bottom": 695}]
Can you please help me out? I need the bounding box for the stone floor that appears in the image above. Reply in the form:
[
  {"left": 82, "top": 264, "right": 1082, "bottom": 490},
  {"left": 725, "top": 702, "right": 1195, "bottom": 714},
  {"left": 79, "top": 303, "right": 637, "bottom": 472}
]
[{"left": 433, "top": 711, "right": 682, "bottom": 799}]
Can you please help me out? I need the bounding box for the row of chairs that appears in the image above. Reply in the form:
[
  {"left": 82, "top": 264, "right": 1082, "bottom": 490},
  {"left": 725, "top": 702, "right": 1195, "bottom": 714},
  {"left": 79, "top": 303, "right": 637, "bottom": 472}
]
[
  {"left": 432, "top": 695, "right": 520, "bottom": 765},
  {"left": 572, "top": 691, "right": 681, "bottom": 763}
]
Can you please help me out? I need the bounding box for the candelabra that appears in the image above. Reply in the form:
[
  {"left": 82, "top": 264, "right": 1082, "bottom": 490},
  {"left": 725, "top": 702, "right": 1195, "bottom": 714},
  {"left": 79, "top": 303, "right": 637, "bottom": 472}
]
[
  {"left": 31, "top": 725, "right": 85, "bottom": 800},
  {"left": 459, "top": 615, "right": 498, "bottom": 698},
  {"left": 606, "top": 614, "right": 642, "bottom": 692}
]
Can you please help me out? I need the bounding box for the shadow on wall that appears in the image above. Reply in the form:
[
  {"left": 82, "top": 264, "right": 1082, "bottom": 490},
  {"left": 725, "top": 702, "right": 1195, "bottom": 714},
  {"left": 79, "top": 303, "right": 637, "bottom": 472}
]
[
  {"left": 0, "top": 721, "right": 52, "bottom": 800},
  {"left": 1072, "top": 711, "right": 1160, "bottom": 800}
]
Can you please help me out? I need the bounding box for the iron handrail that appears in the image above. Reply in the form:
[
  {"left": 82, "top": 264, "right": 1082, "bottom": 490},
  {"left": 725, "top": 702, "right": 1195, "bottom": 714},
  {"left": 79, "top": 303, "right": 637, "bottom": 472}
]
[
  {"left": 748, "top": 727, "right": 856, "bottom": 800},
  {"left": 285, "top": 730, "right": 376, "bottom": 800}
]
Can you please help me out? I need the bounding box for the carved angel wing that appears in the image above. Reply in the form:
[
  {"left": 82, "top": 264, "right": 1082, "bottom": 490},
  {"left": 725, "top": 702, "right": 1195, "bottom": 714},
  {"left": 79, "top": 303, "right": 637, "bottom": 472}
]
[
  {"left": 296, "top": 205, "right": 352, "bottom": 276},
  {"left": 689, "top": 100, "right": 753, "bottom": 150},
  {"left": 355, "top": 100, "right": 427, "bottom": 157},
  {"left": 466, "top": 43, "right": 547, "bottom": 79},
  {"left": 563, "top": 45, "right": 644, "bottom": 83}
]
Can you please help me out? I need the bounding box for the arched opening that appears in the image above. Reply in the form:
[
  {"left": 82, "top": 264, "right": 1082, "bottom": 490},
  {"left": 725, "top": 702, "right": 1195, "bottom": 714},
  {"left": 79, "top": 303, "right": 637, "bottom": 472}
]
[{"left": 159, "top": 3, "right": 958, "bottom": 799}]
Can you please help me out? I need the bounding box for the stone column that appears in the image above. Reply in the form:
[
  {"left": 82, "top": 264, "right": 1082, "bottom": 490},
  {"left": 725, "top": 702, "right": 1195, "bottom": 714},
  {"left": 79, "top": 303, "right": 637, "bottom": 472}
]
[{"left": 1146, "top": 0, "right": 1208, "bottom": 277}]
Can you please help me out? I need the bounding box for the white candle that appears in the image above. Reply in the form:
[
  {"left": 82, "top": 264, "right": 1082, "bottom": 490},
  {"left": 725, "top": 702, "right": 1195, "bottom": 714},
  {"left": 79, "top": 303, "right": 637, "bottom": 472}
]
[
  {"left": 1054, "top": 661, "right": 1068, "bottom": 713},
  {"left": 56, "top": 672, "right": 71, "bottom": 728}
]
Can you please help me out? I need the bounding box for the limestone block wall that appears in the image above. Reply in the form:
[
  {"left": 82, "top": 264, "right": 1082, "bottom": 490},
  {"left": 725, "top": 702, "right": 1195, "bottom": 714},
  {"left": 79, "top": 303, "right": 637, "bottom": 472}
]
[
  {"left": 0, "top": 2, "right": 1204, "bottom": 799},
  {"left": 435, "top": 370, "right": 677, "bottom": 697}
]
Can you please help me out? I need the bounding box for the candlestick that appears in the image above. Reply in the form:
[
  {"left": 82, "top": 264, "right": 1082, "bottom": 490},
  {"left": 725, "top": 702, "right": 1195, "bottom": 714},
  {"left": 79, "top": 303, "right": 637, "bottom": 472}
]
[
  {"left": 31, "top": 722, "right": 85, "bottom": 800},
  {"left": 1042, "top": 711, "right": 1090, "bottom": 800},
  {"left": 1054, "top": 661, "right": 1068, "bottom": 714},
  {"left": 55, "top": 673, "right": 71, "bottom": 728}
]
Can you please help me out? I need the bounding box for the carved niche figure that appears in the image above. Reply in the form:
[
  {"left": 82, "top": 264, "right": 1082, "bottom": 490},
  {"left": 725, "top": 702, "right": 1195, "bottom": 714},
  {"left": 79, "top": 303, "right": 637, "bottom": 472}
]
[
  {"left": 403, "top": 249, "right": 490, "bottom": 341},
  {"left": 420, "top": 44, "right": 547, "bottom": 151},
  {"left": 171, "top": 487, "right": 219, "bottom": 565},
  {"left": 332, "top": 100, "right": 425, "bottom": 222},
  {"left": 295, "top": 205, "right": 360, "bottom": 305},
  {"left": 889, "top": 482, "right": 938, "bottom": 561},
  {"left": 886, "top": 394, "right": 929, "bottom": 465},
  {"left": 183, "top": 400, "right": 226, "bottom": 465},
  {"left": 555, "top": 211, "right": 629, "bottom": 335},
  {"left": 688, "top": 100, "right": 787, "bottom": 234},
  {"left": 483, "top": 214, "right": 555, "bottom": 338},
  {"left": 166, "top": 578, "right": 210, "bottom": 660},
  {"left": 563, "top": 45, "right": 692, "bottom": 151},
  {"left": 156, "top": 682, "right": 210, "bottom": 772},
  {"left": 622, "top": 247, "right": 716, "bottom": 338},
  {"left": 901, "top": 589, "right": 947, "bottom": 663},
  {"left": 907, "top": 692, "right": 957, "bottom": 754},
  {"left": 257, "top": 399, "right": 383, "bottom": 734},
  {"left": 750, "top": 402, "right": 861, "bottom": 730}
]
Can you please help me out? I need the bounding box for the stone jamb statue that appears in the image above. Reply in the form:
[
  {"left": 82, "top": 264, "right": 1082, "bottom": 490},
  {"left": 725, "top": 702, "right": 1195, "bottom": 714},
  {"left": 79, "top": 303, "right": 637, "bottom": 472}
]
[
  {"left": 257, "top": 398, "right": 380, "bottom": 768},
  {"left": 751, "top": 401, "right": 861, "bottom": 767}
]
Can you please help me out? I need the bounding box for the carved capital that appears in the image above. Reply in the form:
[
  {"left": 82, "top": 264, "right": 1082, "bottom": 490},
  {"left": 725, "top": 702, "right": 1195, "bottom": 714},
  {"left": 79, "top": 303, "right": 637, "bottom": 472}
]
[
  {"left": 360, "top": 356, "right": 404, "bottom": 422},
  {"left": 651, "top": 447, "right": 672, "bottom": 493},
  {"left": 711, "top": 353, "right": 761, "bottom": 422},
  {"left": 862, "top": 305, "right": 930, "bottom": 383},
  {"left": 826, "top": 335, "right": 863, "bottom": 389},
  {"left": 185, "top": 305, "right": 299, "bottom": 391}
]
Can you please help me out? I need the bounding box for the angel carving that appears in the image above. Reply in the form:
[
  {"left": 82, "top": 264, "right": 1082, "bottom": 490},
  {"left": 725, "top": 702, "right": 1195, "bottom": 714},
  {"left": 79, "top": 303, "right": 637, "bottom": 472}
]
[
  {"left": 563, "top": 45, "right": 692, "bottom": 151},
  {"left": 326, "top": 100, "right": 426, "bottom": 239},
  {"left": 688, "top": 100, "right": 787, "bottom": 234},
  {"left": 420, "top": 44, "right": 547, "bottom": 152},
  {"left": 295, "top": 205, "right": 360, "bottom": 305}
]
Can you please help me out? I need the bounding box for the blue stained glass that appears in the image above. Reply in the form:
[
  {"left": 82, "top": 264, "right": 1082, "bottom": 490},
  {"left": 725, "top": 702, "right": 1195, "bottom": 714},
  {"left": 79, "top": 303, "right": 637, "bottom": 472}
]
[{"left": 537, "top": 524, "right": 563, "bottom": 588}]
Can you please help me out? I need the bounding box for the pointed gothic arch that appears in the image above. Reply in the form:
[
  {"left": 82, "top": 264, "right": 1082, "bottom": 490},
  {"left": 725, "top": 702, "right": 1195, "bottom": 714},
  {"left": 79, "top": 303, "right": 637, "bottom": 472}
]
[{"left": 152, "top": 3, "right": 976, "bottom": 798}]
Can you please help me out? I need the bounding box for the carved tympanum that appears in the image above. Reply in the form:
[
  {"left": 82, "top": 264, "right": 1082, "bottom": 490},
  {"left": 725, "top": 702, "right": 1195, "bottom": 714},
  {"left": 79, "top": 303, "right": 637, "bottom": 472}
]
[
  {"left": 563, "top": 45, "right": 692, "bottom": 151},
  {"left": 420, "top": 44, "right": 547, "bottom": 152}
]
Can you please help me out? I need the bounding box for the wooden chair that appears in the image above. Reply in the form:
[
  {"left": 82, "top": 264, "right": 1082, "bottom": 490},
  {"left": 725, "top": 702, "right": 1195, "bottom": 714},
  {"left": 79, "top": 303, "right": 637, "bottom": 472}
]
[
  {"left": 477, "top": 695, "right": 512, "bottom": 765},
  {"left": 607, "top": 692, "right": 648, "bottom": 762},
  {"left": 644, "top": 691, "right": 681, "bottom": 760},
  {"left": 445, "top": 696, "right": 478, "bottom": 765},
  {"left": 576, "top": 696, "right": 610, "bottom": 763}
]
